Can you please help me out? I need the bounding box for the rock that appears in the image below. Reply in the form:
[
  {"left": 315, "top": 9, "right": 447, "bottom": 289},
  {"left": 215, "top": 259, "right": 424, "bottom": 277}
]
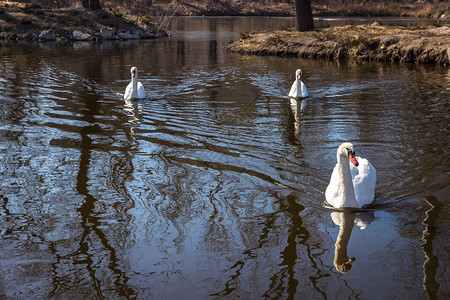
[
  {"left": 99, "top": 28, "right": 113, "bottom": 39},
  {"left": 158, "top": 28, "right": 168, "bottom": 37},
  {"left": 57, "top": 36, "right": 69, "bottom": 43},
  {"left": 1, "top": 33, "right": 17, "bottom": 40},
  {"left": 117, "top": 31, "right": 139, "bottom": 40},
  {"left": 18, "top": 32, "right": 36, "bottom": 40},
  {"left": 72, "top": 30, "right": 93, "bottom": 41},
  {"left": 132, "top": 29, "right": 146, "bottom": 37},
  {"left": 145, "top": 24, "right": 168, "bottom": 37},
  {"left": 39, "top": 28, "right": 55, "bottom": 41},
  {"left": 145, "top": 23, "right": 158, "bottom": 32}
]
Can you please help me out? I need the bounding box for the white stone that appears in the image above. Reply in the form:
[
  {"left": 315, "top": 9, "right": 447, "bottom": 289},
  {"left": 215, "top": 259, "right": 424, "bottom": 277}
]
[
  {"left": 99, "top": 28, "right": 113, "bottom": 39},
  {"left": 39, "top": 29, "right": 55, "bottom": 41},
  {"left": 72, "top": 31, "right": 93, "bottom": 41}
]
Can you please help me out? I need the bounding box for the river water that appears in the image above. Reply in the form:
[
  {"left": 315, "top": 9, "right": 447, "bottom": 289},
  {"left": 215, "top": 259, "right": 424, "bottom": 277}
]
[{"left": 0, "top": 17, "right": 449, "bottom": 299}]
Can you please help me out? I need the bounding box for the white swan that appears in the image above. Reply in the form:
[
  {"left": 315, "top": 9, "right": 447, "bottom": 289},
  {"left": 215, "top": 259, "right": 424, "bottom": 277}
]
[
  {"left": 124, "top": 66, "right": 146, "bottom": 100},
  {"left": 326, "top": 142, "right": 376, "bottom": 209},
  {"left": 288, "top": 69, "right": 308, "bottom": 99}
]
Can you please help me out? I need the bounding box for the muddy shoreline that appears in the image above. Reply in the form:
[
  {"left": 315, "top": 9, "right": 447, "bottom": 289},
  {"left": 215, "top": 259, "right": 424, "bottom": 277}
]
[{"left": 227, "top": 24, "right": 450, "bottom": 65}]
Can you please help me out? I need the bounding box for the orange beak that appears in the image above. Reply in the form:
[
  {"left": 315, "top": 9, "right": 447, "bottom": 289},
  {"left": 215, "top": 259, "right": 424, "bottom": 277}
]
[{"left": 349, "top": 152, "right": 359, "bottom": 167}]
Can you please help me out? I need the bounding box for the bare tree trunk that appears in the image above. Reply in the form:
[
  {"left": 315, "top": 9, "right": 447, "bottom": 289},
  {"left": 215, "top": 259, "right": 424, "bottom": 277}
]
[
  {"left": 82, "top": 0, "right": 101, "bottom": 10},
  {"left": 295, "top": 0, "right": 314, "bottom": 31}
]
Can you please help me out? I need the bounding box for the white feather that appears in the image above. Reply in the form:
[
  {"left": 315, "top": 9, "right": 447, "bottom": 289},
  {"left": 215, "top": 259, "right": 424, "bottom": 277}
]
[
  {"left": 326, "top": 143, "right": 376, "bottom": 209},
  {"left": 124, "top": 66, "right": 146, "bottom": 100},
  {"left": 288, "top": 69, "right": 308, "bottom": 99}
]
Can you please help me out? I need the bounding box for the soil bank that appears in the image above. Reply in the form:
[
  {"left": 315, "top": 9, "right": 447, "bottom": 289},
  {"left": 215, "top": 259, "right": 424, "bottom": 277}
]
[
  {"left": 0, "top": 2, "right": 167, "bottom": 42},
  {"left": 226, "top": 23, "right": 450, "bottom": 65}
]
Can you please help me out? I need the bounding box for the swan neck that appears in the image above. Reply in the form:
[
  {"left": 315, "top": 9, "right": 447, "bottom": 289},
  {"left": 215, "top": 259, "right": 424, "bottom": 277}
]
[
  {"left": 296, "top": 79, "right": 302, "bottom": 94},
  {"left": 337, "top": 153, "right": 357, "bottom": 207},
  {"left": 131, "top": 75, "right": 138, "bottom": 98}
]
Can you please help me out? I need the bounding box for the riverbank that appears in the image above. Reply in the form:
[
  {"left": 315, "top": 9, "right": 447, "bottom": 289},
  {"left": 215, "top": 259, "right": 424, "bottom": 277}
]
[
  {"left": 227, "top": 23, "right": 450, "bottom": 64},
  {"left": 143, "top": 0, "right": 449, "bottom": 20},
  {"left": 0, "top": 2, "right": 167, "bottom": 41}
]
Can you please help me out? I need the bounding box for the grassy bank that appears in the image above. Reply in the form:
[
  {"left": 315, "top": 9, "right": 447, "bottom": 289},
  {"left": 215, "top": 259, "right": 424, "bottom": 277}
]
[
  {"left": 312, "top": 0, "right": 449, "bottom": 19},
  {"left": 227, "top": 23, "right": 450, "bottom": 64}
]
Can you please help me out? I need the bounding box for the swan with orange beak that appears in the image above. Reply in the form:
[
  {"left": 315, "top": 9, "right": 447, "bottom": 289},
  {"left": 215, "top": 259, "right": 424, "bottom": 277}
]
[
  {"left": 326, "top": 143, "right": 376, "bottom": 209},
  {"left": 288, "top": 69, "right": 308, "bottom": 99},
  {"left": 124, "top": 66, "right": 146, "bottom": 100}
]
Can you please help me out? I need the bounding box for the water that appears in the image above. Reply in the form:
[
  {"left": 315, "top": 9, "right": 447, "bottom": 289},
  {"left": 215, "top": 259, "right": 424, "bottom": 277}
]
[{"left": 0, "top": 17, "right": 449, "bottom": 299}]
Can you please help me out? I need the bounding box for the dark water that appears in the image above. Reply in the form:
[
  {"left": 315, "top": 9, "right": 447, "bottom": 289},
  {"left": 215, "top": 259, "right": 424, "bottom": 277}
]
[{"left": 0, "top": 17, "right": 449, "bottom": 299}]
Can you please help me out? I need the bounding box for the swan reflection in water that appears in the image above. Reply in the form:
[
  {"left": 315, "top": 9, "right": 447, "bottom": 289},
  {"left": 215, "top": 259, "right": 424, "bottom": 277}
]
[
  {"left": 289, "top": 98, "right": 308, "bottom": 136},
  {"left": 124, "top": 98, "right": 144, "bottom": 136},
  {"left": 331, "top": 211, "right": 374, "bottom": 273},
  {"left": 289, "top": 97, "right": 307, "bottom": 123}
]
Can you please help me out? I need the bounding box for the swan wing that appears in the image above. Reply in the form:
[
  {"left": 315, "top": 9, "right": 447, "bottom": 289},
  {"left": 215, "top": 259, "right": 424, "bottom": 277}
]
[
  {"left": 288, "top": 80, "right": 298, "bottom": 98},
  {"left": 124, "top": 82, "right": 132, "bottom": 100},
  {"left": 300, "top": 81, "right": 308, "bottom": 98},
  {"left": 137, "top": 82, "right": 146, "bottom": 98},
  {"left": 350, "top": 157, "right": 376, "bottom": 207}
]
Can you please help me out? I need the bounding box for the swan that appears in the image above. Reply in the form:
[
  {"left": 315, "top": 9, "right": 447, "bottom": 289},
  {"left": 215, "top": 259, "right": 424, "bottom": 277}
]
[
  {"left": 288, "top": 69, "right": 308, "bottom": 99},
  {"left": 326, "top": 142, "right": 376, "bottom": 209},
  {"left": 124, "top": 66, "right": 146, "bottom": 100}
]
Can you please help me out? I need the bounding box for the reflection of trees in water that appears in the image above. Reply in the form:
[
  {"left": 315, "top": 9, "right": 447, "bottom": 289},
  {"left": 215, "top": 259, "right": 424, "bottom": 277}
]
[
  {"left": 264, "top": 193, "right": 326, "bottom": 298},
  {"left": 43, "top": 81, "right": 138, "bottom": 297},
  {"left": 421, "top": 196, "right": 442, "bottom": 299},
  {"left": 212, "top": 193, "right": 326, "bottom": 298},
  {"left": 70, "top": 125, "right": 135, "bottom": 298}
]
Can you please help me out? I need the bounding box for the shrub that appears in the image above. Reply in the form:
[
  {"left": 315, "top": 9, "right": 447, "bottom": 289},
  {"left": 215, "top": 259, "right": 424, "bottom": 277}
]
[
  {"left": 240, "top": 30, "right": 257, "bottom": 39},
  {"left": 139, "top": 13, "right": 153, "bottom": 24},
  {"left": 21, "top": 19, "right": 33, "bottom": 25},
  {"left": 114, "top": 10, "right": 125, "bottom": 18}
]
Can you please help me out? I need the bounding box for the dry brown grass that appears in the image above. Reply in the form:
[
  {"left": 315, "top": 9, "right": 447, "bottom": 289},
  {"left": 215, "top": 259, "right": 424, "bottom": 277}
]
[
  {"left": 2, "top": 1, "right": 448, "bottom": 19},
  {"left": 227, "top": 23, "right": 450, "bottom": 64},
  {"left": 313, "top": 0, "right": 448, "bottom": 19}
]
